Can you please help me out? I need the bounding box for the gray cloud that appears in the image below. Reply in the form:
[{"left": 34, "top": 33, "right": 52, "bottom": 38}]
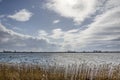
[
  {"left": 0, "top": 0, "right": 120, "bottom": 51},
  {"left": 0, "top": 23, "right": 59, "bottom": 51},
  {"left": 40, "top": 0, "right": 120, "bottom": 51}
]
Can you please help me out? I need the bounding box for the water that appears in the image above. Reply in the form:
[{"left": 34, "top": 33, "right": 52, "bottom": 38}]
[{"left": 0, "top": 53, "right": 120, "bottom": 66}]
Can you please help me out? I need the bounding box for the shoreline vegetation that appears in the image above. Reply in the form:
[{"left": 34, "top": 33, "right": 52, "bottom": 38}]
[
  {"left": 0, "top": 63, "right": 120, "bottom": 80},
  {"left": 0, "top": 50, "right": 120, "bottom": 53}
]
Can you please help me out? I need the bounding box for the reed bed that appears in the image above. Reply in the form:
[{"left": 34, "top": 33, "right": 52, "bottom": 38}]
[{"left": 0, "top": 63, "right": 120, "bottom": 80}]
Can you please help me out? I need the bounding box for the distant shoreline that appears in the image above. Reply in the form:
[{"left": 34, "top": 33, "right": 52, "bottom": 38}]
[{"left": 0, "top": 51, "right": 120, "bottom": 53}]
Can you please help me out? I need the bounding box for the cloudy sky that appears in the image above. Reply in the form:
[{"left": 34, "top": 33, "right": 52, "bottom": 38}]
[{"left": 0, "top": 0, "right": 120, "bottom": 51}]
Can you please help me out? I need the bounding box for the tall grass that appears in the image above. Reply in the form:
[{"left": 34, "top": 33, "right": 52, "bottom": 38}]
[{"left": 0, "top": 63, "right": 120, "bottom": 80}]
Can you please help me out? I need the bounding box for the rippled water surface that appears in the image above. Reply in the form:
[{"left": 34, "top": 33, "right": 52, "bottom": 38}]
[{"left": 0, "top": 53, "right": 120, "bottom": 66}]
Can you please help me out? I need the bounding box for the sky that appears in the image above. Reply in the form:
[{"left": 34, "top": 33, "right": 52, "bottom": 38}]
[{"left": 0, "top": 0, "right": 120, "bottom": 51}]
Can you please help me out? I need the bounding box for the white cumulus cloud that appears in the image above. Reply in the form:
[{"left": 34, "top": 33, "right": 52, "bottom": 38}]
[
  {"left": 53, "top": 19, "right": 60, "bottom": 24},
  {"left": 42, "top": 0, "right": 120, "bottom": 51},
  {"left": 8, "top": 9, "right": 33, "bottom": 22},
  {"left": 38, "top": 5, "right": 120, "bottom": 51},
  {"left": 46, "top": 0, "right": 98, "bottom": 24}
]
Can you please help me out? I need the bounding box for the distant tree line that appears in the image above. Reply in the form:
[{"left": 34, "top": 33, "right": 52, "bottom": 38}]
[{"left": 0, "top": 50, "right": 120, "bottom": 53}]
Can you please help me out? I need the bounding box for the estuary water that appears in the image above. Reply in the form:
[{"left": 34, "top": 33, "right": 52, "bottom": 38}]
[{"left": 0, "top": 53, "right": 120, "bottom": 66}]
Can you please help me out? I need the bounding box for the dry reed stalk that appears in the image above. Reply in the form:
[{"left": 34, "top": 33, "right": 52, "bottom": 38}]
[{"left": 0, "top": 63, "right": 120, "bottom": 80}]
